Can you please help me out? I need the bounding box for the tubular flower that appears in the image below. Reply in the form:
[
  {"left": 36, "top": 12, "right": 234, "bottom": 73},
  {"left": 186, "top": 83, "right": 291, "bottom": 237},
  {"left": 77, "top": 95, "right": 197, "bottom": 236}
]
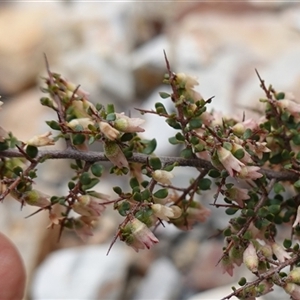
[
  {"left": 172, "top": 201, "right": 211, "bottom": 230},
  {"left": 293, "top": 205, "right": 300, "bottom": 228},
  {"left": 152, "top": 170, "right": 174, "bottom": 185},
  {"left": 103, "top": 141, "right": 128, "bottom": 168},
  {"left": 151, "top": 204, "right": 182, "bottom": 221},
  {"left": 275, "top": 99, "right": 300, "bottom": 118},
  {"left": 221, "top": 254, "right": 235, "bottom": 277},
  {"left": 114, "top": 113, "right": 145, "bottom": 133},
  {"left": 243, "top": 242, "right": 259, "bottom": 273},
  {"left": 286, "top": 268, "right": 300, "bottom": 284},
  {"left": 26, "top": 131, "right": 55, "bottom": 147},
  {"left": 238, "top": 166, "right": 263, "bottom": 180},
  {"left": 271, "top": 242, "right": 291, "bottom": 262},
  {"left": 99, "top": 121, "right": 120, "bottom": 140},
  {"left": 67, "top": 117, "right": 94, "bottom": 130},
  {"left": 232, "top": 118, "right": 258, "bottom": 136},
  {"left": 248, "top": 142, "right": 271, "bottom": 159},
  {"left": 22, "top": 190, "right": 51, "bottom": 207},
  {"left": 65, "top": 216, "right": 95, "bottom": 242},
  {"left": 216, "top": 146, "right": 245, "bottom": 177},
  {"left": 70, "top": 99, "right": 96, "bottom": 118},
  {"left": 231, "top": 143, "right": 253, "bottom": 164},
  {"left": 73, "top": 195, "right": 106, "bottom": 217},
  {"left": 121, "top": 218, "right": 159, "bottom": 252},
  {"left": 284, "top": 282, "right": 300, "bottom": 300},
  {"left": 225, "top": 187, "right": 250, "bottom": 208}
]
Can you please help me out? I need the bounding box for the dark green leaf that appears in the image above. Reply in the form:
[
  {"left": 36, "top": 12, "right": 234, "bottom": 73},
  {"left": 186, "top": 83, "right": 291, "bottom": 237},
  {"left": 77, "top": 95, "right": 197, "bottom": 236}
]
[
  {"left": 82, "top": 178, "right": 100, "bottom": 190},
  {"left": 72, "top": 134, "right": 86, "bottom": 145},
  {"left": 149, "top": 157, "right": 162, "bottom": 170},
  {"left": 243, "top": 129, "right": 253, "bottom": 140},
  {"left": 106, "top": 113, "right": 116, "bottom": 121},
  {"left": 180, "top": 147, "right": 193, "bottom": 158},
  {"left": 274, "top": 183, "right": 285, "bottom": 194},
  {"left": 130, "top": 177, "right": 140, "bottom": 189},
  {"left": 91, "top": 164, "right": 104, "bottom": 177},
  {"left": 293, "top": 134, "right": 300, "bottom": 146},
  {"left": 268, "top": 204, "right": 281, "bottom": 215},
  {"left": 68, "top": 181, "right": 75, "bottom": 190},
  {"left": 142, "top": 139, "right": 157, "bottom": 155},
  {"left": 153, "top": 189, "right": 168, "bottom": 199},
  {"left": 113, "top": 186, "right": 122, "bottom": 195},
  {"left": 294, "top": 180, "right": 300, "bottom": 188},
  {"left": 159, "top": 92, "right": 170, "bottom": 99},
  {"left": 133, "top": 192, "right": 142, "bottom": 202},
  {"left": 166, "top": 118, "right": 181, "bottom": 130},
  {"left": 46, "top": 120, "right": 61, "bottom": 131},
  {"left": 13, "top": 166, "right": 23, "bottom": 176},
  {"left": 283, "top": 239, "right": 292, "bottom": 249},
  {"left": 198, "top": 178, "right": 212, "bottom": 190},
  {"left": 238, "top": 277, "right": 247, "bottom": 286},
  {"left": 79, "top": 172, "right": 91, "bottom": 185},
  {"left": 106, "top": 104, "right": 115, "bottom": 114},
  {"left": 118, "top": 201, "right": 131, "bottom": 216},
  {"left": 208, "top": 169, "right": 221, "bottom": 178},
  {"left": 188, "top": 118, "right": 202, "bottom": 130},
  {"left": 141, "top": 189, "right": 150, "bottom": 201},
  {"left": 225, "top": 208, "right": 238, "bottom": 215},
  {"left": 26, "top": 145, "right": 38, "bottom": 158},
  {"left": 233, "top": 149, "right": 245, "bottom": 160}
]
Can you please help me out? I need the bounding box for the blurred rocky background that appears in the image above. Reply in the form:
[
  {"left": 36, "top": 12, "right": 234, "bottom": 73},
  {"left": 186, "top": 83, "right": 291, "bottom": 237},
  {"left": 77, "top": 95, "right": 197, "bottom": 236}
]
[{"left": 0, "top": 1, "right": 300, "bottom": 299}]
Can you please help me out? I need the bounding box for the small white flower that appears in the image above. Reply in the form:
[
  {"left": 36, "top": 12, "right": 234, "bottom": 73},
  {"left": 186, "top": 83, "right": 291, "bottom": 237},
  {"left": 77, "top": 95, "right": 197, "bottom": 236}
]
[{"left": 152, "top": 170, "right": 174, "bottom": 185}]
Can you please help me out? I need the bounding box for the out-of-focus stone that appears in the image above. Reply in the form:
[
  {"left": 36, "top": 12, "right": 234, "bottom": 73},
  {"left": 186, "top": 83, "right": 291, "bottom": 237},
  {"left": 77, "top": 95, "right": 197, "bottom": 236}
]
[
  {"left": 0, "top": 4, "right": 61, "bottom": 94},
  {"left": 31, "top": 244, "right": 132, "bottom": 299},
  {"left": 133, "top": 257, "right": 182, "bottom": 300}
]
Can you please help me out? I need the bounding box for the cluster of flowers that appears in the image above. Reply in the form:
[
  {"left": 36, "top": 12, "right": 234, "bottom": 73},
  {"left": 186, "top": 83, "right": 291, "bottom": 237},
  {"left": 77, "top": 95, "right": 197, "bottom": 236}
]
[{"left": 3, "top": 59, "right": 300, "bottom": 299}]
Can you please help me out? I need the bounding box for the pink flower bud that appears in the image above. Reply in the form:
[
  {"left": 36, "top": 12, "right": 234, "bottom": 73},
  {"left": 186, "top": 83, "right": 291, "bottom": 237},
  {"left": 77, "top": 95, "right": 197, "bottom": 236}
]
[
  {"left": 216, "top": 146, "right": 245, "bottom": 177},
  {"left": 243, "top": 242, "right": 258, "bottom": 273},
  {"left": 67, "top": 118, "right": 94, "bottom": 130},
  {"left": 114, "top": 113, "right": 145, "bottom": 133},
  {"left": 22, "top": 189, "right": 51, "bottom": 207},
  {"left": 152, "top": 170, "right": 174, "bottom": 185},
  {"left": 286, "top": 268, "right": 300, "bottom": 284},
  {"left": 238, "top": 166, "right": 263, "bottom": 180},
  {"left": 271, "top": 242, "right": 291, "bottom": 262},
  {"left": 121, "top": 218, "right": 159, "bottom": 252},
  {"left": 99, "top": 121, "right": 119, "bottom": 140},
  {"left": 284, "top": 282, "right": 300, "bottom": 299},
  {"left": 103, "top": 141, "right": 128, "bottom": 168},
  {"left": 275, "top": 99, "right": 300, "bottom": 118},
  {"left": 73, "top": 195, "right": 106, "bottom": 217},
  {"left": 225, "top": 187, "right": 250, "bottom": 208},
  {"left": 26, "top": 131, "right": 55, "bottom": 147},
  {"left": 221, "top": 254, "right": 234, "bottom": 276},
  {"left": 151, "top": 204, "right": 182, "bottom": 221}
]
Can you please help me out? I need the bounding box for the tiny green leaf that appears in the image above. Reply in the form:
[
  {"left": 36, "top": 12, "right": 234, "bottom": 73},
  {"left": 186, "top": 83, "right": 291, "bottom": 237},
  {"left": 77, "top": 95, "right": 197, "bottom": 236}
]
[
  {"left": 153, "top": 189, "right": 168, "bottom": 199},
  {"left": 142, "top": 139, "right": 157, "bottom": 155},
  {"left": 149, "top": 157, "right": 162, "bottom": 170},
  {"left": 113, "top": 186, "right": 122, "bottom": 195},
  {"left": 159, "top": 92, "right": 170, "bottom": 99},
  {"left": 26, "top": 145, "right": 38, "bottom": 158},
  {"left": 80, "top": 172, "right": 91, "bottom": 185},
  {"left": 91, "top": 164, "right": 104, "bottom": 177},
  {"left": 46, "top": 120, "right": 61, "bottom": 131},
  {"left": 130, "top": 177, "right": 140, "bottom": 189},
  {"left": 72, "top": 134, "right": 86, "bottom": 145},
  {"left": 198, "top": 178, "right": 212, "bottom": 190}
]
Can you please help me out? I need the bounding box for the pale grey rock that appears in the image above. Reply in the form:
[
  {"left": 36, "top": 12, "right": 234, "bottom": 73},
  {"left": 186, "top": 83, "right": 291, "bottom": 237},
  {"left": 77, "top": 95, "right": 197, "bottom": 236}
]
[
  {"left": 133, "top": 257, "right": 182, "bottom": 300},
  {"left": 31, "top": 244, "right": 131, "bottom": 299}
]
